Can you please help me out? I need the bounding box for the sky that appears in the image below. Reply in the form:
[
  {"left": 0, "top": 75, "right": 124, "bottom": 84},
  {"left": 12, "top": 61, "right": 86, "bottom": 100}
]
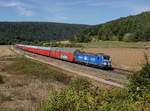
[{"left": 0, "top": 0, "right": 150, "bottom": 25}]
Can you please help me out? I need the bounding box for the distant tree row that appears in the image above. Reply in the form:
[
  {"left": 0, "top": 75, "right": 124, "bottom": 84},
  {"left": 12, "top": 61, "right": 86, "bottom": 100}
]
[
  {"left": 74, "top": 11, "right": 150, "bottom": 42},
  {"left": 1, "top": 11, "right": 150, "bottom": 45},
  {"left": 0, "top": 22, "right": 88, "bottom": 45}
]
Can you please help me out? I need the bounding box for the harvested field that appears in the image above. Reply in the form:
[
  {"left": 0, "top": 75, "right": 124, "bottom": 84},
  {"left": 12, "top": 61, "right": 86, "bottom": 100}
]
[
  {"left": 0, "top": 45, "right": 15, "bottom": 57},
  {"left": 80, "top": 41, "right": 150, "bottom": 48},
  {"left": 0, "top": 46, "right": 69, "bottom": 111},
  {"left": 0, "top": 72, "right": 64, "bottom": 111},
  {"left": 83, "top": 48, "right": 150, "bottom": 71}
]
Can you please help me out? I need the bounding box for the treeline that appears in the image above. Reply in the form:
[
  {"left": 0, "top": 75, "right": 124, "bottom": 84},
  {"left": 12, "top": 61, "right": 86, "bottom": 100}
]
[
  {"left": 74, "top": 11, "right": 150, "bottom": 42},
  {"left": 1, "top": 11, "right": 150, "bottom": 45},
  {"left": 0, "top": 22, "right": 88, "bottom": 44}
]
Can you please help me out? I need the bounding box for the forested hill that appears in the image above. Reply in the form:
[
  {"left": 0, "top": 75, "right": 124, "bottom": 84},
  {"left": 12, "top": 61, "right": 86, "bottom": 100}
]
[
  {"left": 75, "top": 11, "right": 150, "bottom": 42},
  {"left": 0, "top": 22, "right": 89, "bottom": 44}
]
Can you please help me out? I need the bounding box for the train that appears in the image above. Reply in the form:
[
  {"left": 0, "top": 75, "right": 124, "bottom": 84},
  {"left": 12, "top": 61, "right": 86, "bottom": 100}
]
[{"left": 15, "top": 44, "right": 112, "bottom": 68}]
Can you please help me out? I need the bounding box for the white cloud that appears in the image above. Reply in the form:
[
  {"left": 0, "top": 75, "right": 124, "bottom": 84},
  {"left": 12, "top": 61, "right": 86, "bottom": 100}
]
[
  {"left": 56, "top": 0, "right": 91, "bottom": 6},
  {"left": 16, "top": 6, "right": 34, "bottom": 16},
  {"left": 86, "top": 0, "right": 150, "bottom": 14},
  {"left": 130, "top": 5, "right": 150, "bottom": 14},
  {"left": 87, "top": 1, "right": 117, "bottom": 6},
  {"left": 55, "top": 0, "right": 123, "bottom": 7},
  {"left": 45, "top": 3, "right": 69, "bottom": 22},
  {"left": 0, "top": 0, "right": 34, "bottom": 16},
  {"left": 86, "top": 0, "right": 129, "bottom": 7},
  {"left": 0, "top": 1, "right": 19, "bottom": 7},
  {"left": 46, "top": 8, "right": 69, "bottom": 22}
]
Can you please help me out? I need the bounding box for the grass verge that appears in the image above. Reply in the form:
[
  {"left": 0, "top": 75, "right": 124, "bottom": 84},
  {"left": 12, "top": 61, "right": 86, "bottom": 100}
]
[{"left": 4, "top": 56, "right": 72, "bottom": 85}]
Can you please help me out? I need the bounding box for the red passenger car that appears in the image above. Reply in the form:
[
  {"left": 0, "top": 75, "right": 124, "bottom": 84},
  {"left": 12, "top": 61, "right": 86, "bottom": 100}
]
[
  {"left": 47, "top": 47, "right": 76, "bottom": 62},
  {"left": 37, "top": 47, "right": 50, "bottom": 56},
  {"left": 15, "top": 44, "right": 77, "bottom": 62}
]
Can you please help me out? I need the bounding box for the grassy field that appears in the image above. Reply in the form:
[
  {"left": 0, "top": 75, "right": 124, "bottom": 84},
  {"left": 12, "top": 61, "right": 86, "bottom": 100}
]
[
  {"left": 77, "top": 41, "right": 150, "bottom": 71},
  {"left": 0, "top": 56, "right": 72, "bottom": 111},
  {"left": 6, "top": 57, "right": 72, "bottom": 84},
  {"left": 79, "top": 41, "right": 150, "bottom": 48},
  {"left": 83, "top": 48, "right": 150, "bottom": 71}
]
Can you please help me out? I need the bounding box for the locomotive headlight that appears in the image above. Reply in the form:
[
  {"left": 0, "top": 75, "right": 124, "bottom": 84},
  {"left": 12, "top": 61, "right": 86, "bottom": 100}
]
[{"left": 103, "top": 62, "right": 107, "bottom": 65}]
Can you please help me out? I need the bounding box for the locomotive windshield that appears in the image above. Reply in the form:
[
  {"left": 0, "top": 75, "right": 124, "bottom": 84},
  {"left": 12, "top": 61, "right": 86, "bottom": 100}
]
[{"left": 103, "top": 55, "right": 110, "bottom": 60}]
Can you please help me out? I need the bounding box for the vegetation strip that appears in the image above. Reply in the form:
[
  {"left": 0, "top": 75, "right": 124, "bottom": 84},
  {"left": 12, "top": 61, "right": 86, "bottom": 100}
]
[
  {"left": 40, "top": 54, "right": 150, "bottom": 111},
  {"left": 40, "top": 62, "right": 150, "bottom": 111}
]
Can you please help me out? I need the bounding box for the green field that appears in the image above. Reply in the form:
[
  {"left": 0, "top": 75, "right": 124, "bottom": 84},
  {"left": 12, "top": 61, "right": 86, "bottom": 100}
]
[
  {"left": 79, "top": 41, "right": 150, "bottom": 48},
  {"left": 6, "top": 57, "right": 71, "bottom": 84}
]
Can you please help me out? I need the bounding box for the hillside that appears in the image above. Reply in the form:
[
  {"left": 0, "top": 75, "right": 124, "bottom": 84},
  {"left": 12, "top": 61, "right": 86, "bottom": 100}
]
[
  {"left": 75, "top": 11, "right": 150, "bottom": 42},
  {"left": 0, "top": 22, "right": 89, "bottom": 44},
  {"left": 1, "top": 12, "right": 150, "bottom": 45}
]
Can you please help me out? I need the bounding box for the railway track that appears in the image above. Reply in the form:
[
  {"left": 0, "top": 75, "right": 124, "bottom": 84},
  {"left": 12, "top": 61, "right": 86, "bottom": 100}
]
[
  {"left": 11, "top": 46, "right": 130, "bottom": 88},
  {"left": 112, "top": 68, "right": 132, "bottom": 75}
]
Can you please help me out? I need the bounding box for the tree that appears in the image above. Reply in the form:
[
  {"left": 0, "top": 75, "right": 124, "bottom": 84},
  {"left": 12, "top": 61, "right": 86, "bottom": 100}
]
[
  {"left": 76, "top": 11, "right": 150, "bottom": 42},
  {"left": 129, "top": 54, "right": 150, "bottom": 94},
  {"left": 123, "top": 33, "right": 137, "bottom": 42}
]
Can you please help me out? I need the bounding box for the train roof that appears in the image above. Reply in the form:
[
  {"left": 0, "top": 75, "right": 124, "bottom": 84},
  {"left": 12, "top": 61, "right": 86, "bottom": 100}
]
[
  {"left": 77, "top": 51, "right": 110, "bottom": 57},
  {"left": 17, "top": 44, "right": 77, "bottom": 53}
]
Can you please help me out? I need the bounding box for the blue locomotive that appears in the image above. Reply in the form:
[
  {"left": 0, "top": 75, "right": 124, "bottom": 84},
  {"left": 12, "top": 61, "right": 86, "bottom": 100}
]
[{"left": 74, "top": 51, "right": 112, "bottom": 68}]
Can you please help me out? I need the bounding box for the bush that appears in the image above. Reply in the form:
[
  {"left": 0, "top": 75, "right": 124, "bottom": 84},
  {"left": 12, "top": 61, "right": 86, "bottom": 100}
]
[
  {"left": 40, "top": 79, "right": 144, "bottom": 111},
  {"left": 40, "top": 79, "right": 103, "bottom": 111},
  {"left": 101, "top": 36, "right": 110, "bottom": 41},
  {"left": 40, "top": 61, "right": 150, "bottom": 111},
  {"left": 110, "top": 35, "right": 119, "bottom": 41},
  {"left": 129, "top": 63, "right": 150, "bottom": 94},
  {"left": 123, "top": 33, "right": 138, "bottom": 42},
  {"left": 127, "top": 55, "right": 150, "bottom": 111},
  {"left": 42, "top": 41, "right": 83, "bottom": 48}
]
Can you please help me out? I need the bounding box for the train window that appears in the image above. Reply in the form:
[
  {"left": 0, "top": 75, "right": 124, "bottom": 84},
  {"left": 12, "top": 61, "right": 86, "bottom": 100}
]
[{"left": 103, "top": 56, "right": 110, "bottom": 60}]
